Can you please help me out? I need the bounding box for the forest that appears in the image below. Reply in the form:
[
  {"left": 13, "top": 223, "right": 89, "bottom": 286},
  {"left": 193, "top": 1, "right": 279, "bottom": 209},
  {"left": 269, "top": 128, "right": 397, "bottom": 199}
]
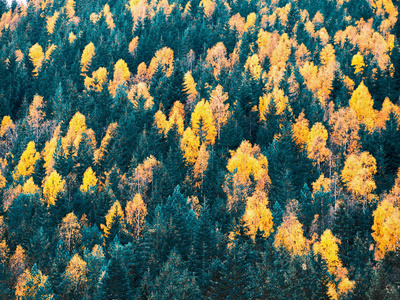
[{"left": 0, "top": 0, "right": 400, "bottom": 298}]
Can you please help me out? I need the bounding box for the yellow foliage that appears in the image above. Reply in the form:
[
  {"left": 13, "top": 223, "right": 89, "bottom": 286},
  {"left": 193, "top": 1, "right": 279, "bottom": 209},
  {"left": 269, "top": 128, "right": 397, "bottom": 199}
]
[
  {"left": 168, "top": 101, "right": 185, "bottom": 135},
  {"left": 80, "top": 42, "right": 96, "bottom": 75},
  {"left": 244, "top": 54, "right": 262, "bottom": 80},
  {"left": 191, "top": 99, "right": 217, "bottom": 146},
  {"left": 375, "top": 98, "right": 400, "bottom": 130},
  {"left": 199, "top": 0, "right": 216, "bottom": 18},
  {"left": 45, "top": 44, "right": 57, "bottom": 61},
  {"left": 84, "top": 67, "right": 108, "bottom": 92},
  {"left": 313, "top": 230, "right": 341, "bottom": 274},
  {"left": 0, "top": 116, "right": 15, "bottom": 138},
  {"left": 68, "top": 32, "right": 77, "bottom": 44},
  {"left": 292, "top": 112, "right": 310, "bottom": 150},
  {"left": 42, "top": 126, "right": 60, "bottom": 177},
  {"left": 227, "top": 140, "right": 270, "bottom": 191},
  {"left": 209, "top": 84, "right": 229, "bottom": 139},
  {"left": 134, "top": 156, "right": 159, "bottom": 194},
  {"left": 43, "top": 171, "right": 65, "bottom": 206},
  {"left": 181, "top": 127, "right": 200, "bottom": 164},
  {"left": 312, "top": 174, "right": 331, "bottom": 194},
  {"left": 125, "top": 194, "right": 147, "bottom": 238},
  {"left": 154, "top": 110, "right": 170, "bottom": 136},
  {"left": 94, "top": 123, "right": 118, "bottom": 164},
  {"left": 22, "top": 178, "right": 40, "bottom": 195},
  {"left": 244, "top": 12, "right": 256, "bottom": 31},
  {"left": 329, "top": 107, "right": 360, "bottom": 154},
  {"left": 229, "top": 13, "right": 245, "bottom": 38},
  {"left": 90, "top": 13, "right": 100, "bottom": 24},
  {"left": 307, "top": 122, "right": 331, "bottom": 166},
  {"left": 13, "top": 141, "right": 40, "bottom": 182},
  {"left": 29, "top": 43, "right": 44, "bottom": 76},
  {"left": 80, "top": 167, "right": 97, "bottom": 193},
  {"left": 193, "top": 143, "right": 209, "bottom": 181},
  {"left": 101, "top": 200, "right": 124, "bottom": 237},
  {"left": 352, "top": 52, "right": 365, "bottom": 74},
  {"left": 349, "top": 82, "right": 376, "bottom": 131},
  {"left": 242, "top": 190, "right": 273, "bottom": 239},
  {"left": 183, "top": 71, "right": 198, "bottom": 108},
  {"left": 128, "top": 82, "right": 154, "bottom": 110},
  {"left": 103, "top": 4, "right": 115, "bottom": 30},
  {"left": 259, "top": 87, "right": 289, "bottom": 120},
  {"left": 341, "top": 151, "right": 377, "bottom": 199},
  {"left": 372, "top": 198, "right": 400, "bottom": 260},
  {"left": 0, "top": 170, "right": 5, "bottom": 189},
  {"left": 148, "top": 47, "right": 174, "bottom": 78},
  {"left": 274, "top": 212, "right": 307, "bottom": 255},
  {"left": 206, "top": 42, "right": 228, "bottom": 79},
  {"left": 65, "top": 254, "right": 87, "bottom": 288},
  {"left": 65, "top": 0, "right": 76, "bottom": 19},
  {"left": 109, "top": 59, "right": 130, "bottom": 96},
  {"left": 59, "top": 212, "right": 81, "bottom": 252},
  {"left": 129, "top": 36, "right": 139, "bottom": 55},
  {"left": 46, "top": 11, "right": 59, "bottom": 34}
]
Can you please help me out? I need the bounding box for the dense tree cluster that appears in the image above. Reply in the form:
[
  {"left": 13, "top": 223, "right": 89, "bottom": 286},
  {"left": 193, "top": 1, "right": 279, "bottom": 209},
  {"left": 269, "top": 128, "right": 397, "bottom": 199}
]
[{"left": 0, "top": 0, "right": 400, "bottom": 298}]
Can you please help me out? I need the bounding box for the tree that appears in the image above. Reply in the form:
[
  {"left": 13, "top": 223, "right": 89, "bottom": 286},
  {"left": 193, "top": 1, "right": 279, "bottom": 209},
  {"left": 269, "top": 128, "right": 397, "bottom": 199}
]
[
  {"left": 81, "top": 42, "right": 96, "bottom": 75},
  {"left": 341, "top": 151, "right": 377, "bottom": 202},
  {"left": 181, "top": 127, "right": 200, "bottom": 164},
  {"left": 100, "top": 200, "right": 125, "bottom": 241},
  {"left": 20, "top": 264, "right": 54, "bottom": 300},
  {"left": 80, "top": 167, "right": 97, "bottom": 193},
  {"left": 59, "top": 212, "right": 81, "bottom": 253},
  {"left": 13, "top": 141, "right": 40, "bottom": 182},
  {"left": 42, "top": 171, "right": 65, "bottom": 206},
  {"left": 125, "top": 194, "right": 147, "bottom": 238},
  {"left": 62, "top": 254, "right": 88, "bottom": 299},
  {"left": 191, "top": 99, "right": 217, "bottom": 146},
  {"left": 209, "top": 85, "right": 229, "bottom": 140},
  {"left": 349, "top": 82, "right": 376, "bottom": 131},
  {"left": 307, "top": 122, "right": 331, "bottom": 169},
  {"left": 29, "top": 44, "right": 44, "bottom": 76}
]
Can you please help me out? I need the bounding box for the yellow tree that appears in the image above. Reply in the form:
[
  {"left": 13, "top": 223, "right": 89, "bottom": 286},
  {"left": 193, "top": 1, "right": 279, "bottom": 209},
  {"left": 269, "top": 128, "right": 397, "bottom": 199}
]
[
  {"left": 84, "top": 67, "right": 108, "bottom": 92},
  {"left": 80, "top": 42, "right": 96, "bottom": 75},
  {"left": 22, "top": 177, "right": 40, "bottom": 195},
  {"left": 125, "top": 194, "right": 147, "bottom": 238},
  {"left": 94, "top": 123, "right": 118, "bottom": 165},
  {"left": 46, "top": 11, "right": 59, "bottom": 35},
  {"left": 10, "top": 245, "right": 27, "bottom": 279},
  {"left": 101, "top": 200, "right": 125, "bottom": 237},
  {"left": 59, "top": 212, "right": 82, "bottom": 253},
  {"left": 129, "top": 36, "right": 139, "bottom": 56},
  {"left": 199, "top": 0, "right": 216, "bottom": 18},
  {"left": 80, "top": 167, "right": 97, "bottom": 193},
  {"left": 27, "top": 95, "right": 46, "bottom": 142},
  {"left": 181, "top": 127, "right": 200, "bottom": 164},
  {"left": 312, "top": 174, "right": 331, "bottom": 194},
  {"left": 148, "top": 47, "right": 174, "bottom": 78},
  {"left": 29, "top": 43, "right": 44, "bottom": 76},
  {"left": 349, "top": 81, "right": 376, "bottom": 131},
  {"left": 259, "top": 87, "right": 289, "bottom": 120},
  {"left": 206, "top": 42, "right": 228, "bottom": 79},
  {"left": 64, "top": 254, "right": 88, "bottom": 296},
  {"left": 193, "top": 144, "right": 209, "bottom": 189},
  {"left": 183, "top": 71, "right": 198, "bottom": 110},
  {"left": 341, "top": 151, "right": 377, "bottom": 202},
  {"left": 43, "top": 171, "right": 65, "bottom": 206},
  {"left": 307, "top": 122, "right": 331, "bottom": 169},
  {"left": 13, "top": 141, "right": 40, "bottom": 182},
  {"left": 191, "top": 100, "right": 217, "bottom": 146},
  {"left": 351, "top": 52, "right": 365, "bottom": 74},
  {"left": 244, "top": 54, "right": 262, "bottom": 80},
  {"left": 313, "top": 229, "right": 354, "bottom": 299},
  {"left": 292, "top": 112, "right": 310, "bottom": 151},
  {"left": 209, "top": 85, "right": 229, "bottom": 139},
  {"left": 372, "top": 198, "right": 400, "bottom": 260},
  {"left": 241, "top": 190, "right": 273, "bottom": 239},
  {"left": 109, "top": 59, "right": 130, "bottom": 96},
  {"left": 274, "top": 212, "right": 307, "bottom": 255}
]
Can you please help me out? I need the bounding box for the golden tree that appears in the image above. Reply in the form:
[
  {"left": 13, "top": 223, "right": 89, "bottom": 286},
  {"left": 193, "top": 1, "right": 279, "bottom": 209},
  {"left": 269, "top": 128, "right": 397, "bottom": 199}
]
[
  {"left": 191, "top": 100, "right": 217, "bottom": 146},
  {"left": 10, "top": 245, "right": 27, "bottom": 279},
  {"left": 22, "top": 177, "right": 40, "bottom": 195},
  {"left": 84, "top": 67, "right": 108, "bottom": 92},
  {"left": 46, "top": 11, "right": 59, "bottom": 35},
  {"left": 27, "top": 95, "right": 46, "bottom": 142},
  {"left": 43, "top": 171, "right": 65, "bottom": 206},
  {"left": 64, "top": 254, "right": 88, "bottom": 295},
  {"left": 244, "top": 54, "right": 262, "bottom": 80},
  {"left": 209, "top": 85, "right": 229, "bottom": 139},
  {"left": 312, "top": 174, "right": 331, "bottom": 194},
  {"left": 292, "top": 112, "right": 310, "bottom": 151},
  {"left": 241, "top": 190, "right": 273, "bottom": 239},
  {"left": 13, "top": 141, "right": 40, "bottom": 182},
  {"left": 199, "top": 0, "right": 216, "bottom": 18},
  {"left": 351, "top": 52, "right": 365, "bottom": 74},
  {"left": 259, "top": 87, "right": 289, "bottom": 120},
  {"left": 274, "top": 212, "right": 307, "bottom": 255},
  {"left": 125, "top": 194, "right": 147, "bottom": 238},
  {"left": 193, "top": 143, "right": 209, "bottom": 186},
  {"left": 94, "top": 123, "right": 118, "bottom": 165},
  {"left": 307, "top": 122, "right": 331, "bottom": 168},
  {"left": 29, "top": 43, "right": 44, "bottom": 76},
  {"left": 129, "top": 36, "right": 139, "bottom": 55},
  {"left": 181, "top": 127, "right": 200, "bottom": 164},
  {"left": 80, "top": 42, "right": 96, "bottom": 75},
  {"left": 80, "top": 167, "right": 97, "bottom": 193},
  {"left": 59, "top": 212, "right": 82, "bottom": 253},
  {"left": 183, "top": 71, "right": 198, "bottom": 110},
  {"left": 341, "top": 151, "right": 377, "bottom": 201},
  {"left": 148, "top": 47, "right": 174, "bottom": 78},
  {"left": 349, "top": 82, "right": 376, "bottom": 131},
  {"left": 101, "top": 200, "right": 125, "bottom": 237},
  {"left": 206, "top": 42, "right": 228, "bottom": 79},
  {"left": 109, "top": 59, "right": 130, "bottom": 96},
  {"left": 372, "top": 198, "right": 400, "bottom": 260}
]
